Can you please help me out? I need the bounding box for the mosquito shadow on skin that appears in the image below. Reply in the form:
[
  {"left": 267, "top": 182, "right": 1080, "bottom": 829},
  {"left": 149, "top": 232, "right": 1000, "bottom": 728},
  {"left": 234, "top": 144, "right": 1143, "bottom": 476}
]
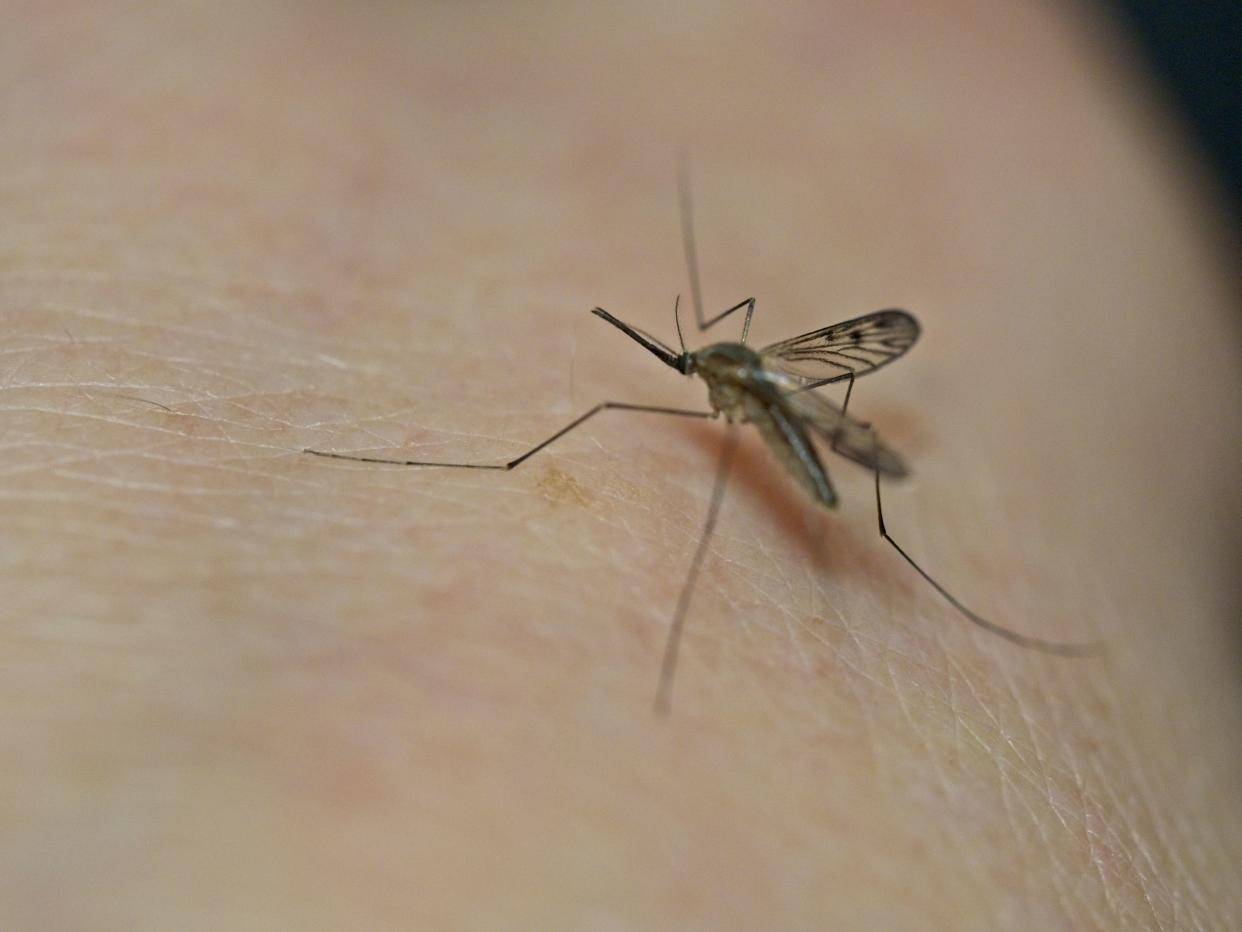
[{"left": 678, "top": 420, "right": 918, "bottom": 602}]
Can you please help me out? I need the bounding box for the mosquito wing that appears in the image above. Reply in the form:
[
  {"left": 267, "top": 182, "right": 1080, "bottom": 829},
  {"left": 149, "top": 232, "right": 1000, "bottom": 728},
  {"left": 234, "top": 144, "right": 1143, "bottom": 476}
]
[
  {"left": 760, "top": 309, "right": 920, "bottom": 386},
  {"left": 777, "top": 380, "right": 910, "bottom": 478}
]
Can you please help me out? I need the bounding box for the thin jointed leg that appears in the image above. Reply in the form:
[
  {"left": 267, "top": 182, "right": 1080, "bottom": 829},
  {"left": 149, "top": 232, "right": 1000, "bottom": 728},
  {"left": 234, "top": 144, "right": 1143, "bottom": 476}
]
[
  {"left": 827, "top": 372, "right": 861, "bottom": 459},
  {"left": 702, "top": 297, "right": 756, "bottom": 343},
  {"left": 791, "top": 370, "right": 863, "bottom": 394},
  {"left": 839, "top": 371, "right": 856, "bottom": 420},
  {"left": 654, "top": 426, "right": 740, "bottom": 716},
  {"left": 676, "top": 154, "right": 758, "bottom": 343},
  {"left": 677, "top": 152, "right": 707, "bottom": 333},
  {"left": 869, "top": 445, "right": 1102, "bottom": 657},
  {"left": 305, "top": 403, "right": 714, "bottom": 470}
]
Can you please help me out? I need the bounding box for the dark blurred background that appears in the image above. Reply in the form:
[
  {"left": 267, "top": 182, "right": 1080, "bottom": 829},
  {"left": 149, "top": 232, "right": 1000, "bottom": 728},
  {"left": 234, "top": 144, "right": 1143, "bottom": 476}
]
[
  {"left": 1111, "top": 2, "right": 1242, "bottom": 236},
  {"left": 1109, "top": 1, "right": 1241, "bottom": 646}
]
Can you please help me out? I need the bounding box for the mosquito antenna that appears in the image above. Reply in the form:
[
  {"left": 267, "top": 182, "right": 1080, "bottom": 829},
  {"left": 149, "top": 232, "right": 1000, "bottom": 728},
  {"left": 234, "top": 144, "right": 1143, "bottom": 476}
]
[
  {"left": 673, "top": 294, "right": 687, "bottom": 354},
  {"left": 678, "top": 153, "right": 707, "bottom": 330},
  {"left": 654, "top": 426, "right": 739, "bottom": 716},
  {"left": 871, "top": 452, "right": 1103, "bottom": 657}
]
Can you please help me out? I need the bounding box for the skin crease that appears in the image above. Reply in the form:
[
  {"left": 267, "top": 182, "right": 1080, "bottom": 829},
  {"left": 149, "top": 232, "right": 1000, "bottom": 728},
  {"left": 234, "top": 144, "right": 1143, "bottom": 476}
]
[{"left": 2, "top": 2, "right": 1240, "bottom": 929}]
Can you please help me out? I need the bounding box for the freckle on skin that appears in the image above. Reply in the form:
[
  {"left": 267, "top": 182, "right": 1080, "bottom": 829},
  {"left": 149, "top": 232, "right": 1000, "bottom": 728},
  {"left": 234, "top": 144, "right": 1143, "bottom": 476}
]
[{"left": 536, "top": 466, "right": 593, "bottom": 507}]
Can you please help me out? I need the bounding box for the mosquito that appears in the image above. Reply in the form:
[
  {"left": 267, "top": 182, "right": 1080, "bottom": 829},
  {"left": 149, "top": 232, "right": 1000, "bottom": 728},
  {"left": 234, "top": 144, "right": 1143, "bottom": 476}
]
[{"left": 306, "top": 163, "right": 1099, "bottom": 715}]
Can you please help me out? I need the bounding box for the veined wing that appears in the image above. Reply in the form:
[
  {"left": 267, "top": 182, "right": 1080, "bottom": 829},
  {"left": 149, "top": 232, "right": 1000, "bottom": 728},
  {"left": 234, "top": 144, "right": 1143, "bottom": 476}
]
[
  {"left": 774, "top": 376, "right": 909, "bottom": 478},
  {"left": 760, "top": 309, "right": 919, "bottom": 385}
]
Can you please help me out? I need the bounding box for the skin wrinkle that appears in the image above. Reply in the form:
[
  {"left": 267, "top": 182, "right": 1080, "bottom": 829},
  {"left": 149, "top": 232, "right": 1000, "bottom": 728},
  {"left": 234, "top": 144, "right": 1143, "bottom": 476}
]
[
  {"left": 0, "top": 442, "right": 184, "bottom": 480},
  {"left": 1011, "top": 700, "right": 1077, "bottom": 846},
  {"left": 0, "top": 405, "right": 177, "bottom": 439},
  {"left": 881, "top": 666, "right": 981, "bottom": 906},
  {"left": 298, "top": 402, "right": 437, "bottom": 427},
  {"left": 1010, "top": 756, "right": 1083, "bottom": 920},
  {"left": 7, "top": 436, "right": 447, "bottom": 531},
  {"left": 8, "top": 516, "right": 179, "bottom": 552},
  {"left": 1092, "top": 775, "right": 1164, "bottom": 926},
  {"left": 20, "top": 301, "right": 426, "bottom": 392},
  {"left": 953, "top": 661, "right": 1075, "bottom": 795},
  {"left": 993, "top": 751, "right": 1046, "bottom": 913},
  {"left": 1097, "top": 746, "right": 1179, "bottom": 920},
  {"left": 775, "top": 621, "right": 819, "bottom": 677},
  {"left": 931, "top": 664, "right": 1096, "bottom": 917},
  {"left": 0, "top": 339, "right": 115, "bottom": 355},
  {"left": 1100, "top": 746, "right": 1205, "bottom": 926},
  {"left": 823, "top": 654, "right": 881, "bottom": 764},
  {"left": 776, "top": 606, "right": 832, "bottom": 674},
  {"left": 1076, "top": 771, "right": 1124, "bottom": 924},
  {"left": 31, "top": 304, "right": 290, "bottom": 361}
]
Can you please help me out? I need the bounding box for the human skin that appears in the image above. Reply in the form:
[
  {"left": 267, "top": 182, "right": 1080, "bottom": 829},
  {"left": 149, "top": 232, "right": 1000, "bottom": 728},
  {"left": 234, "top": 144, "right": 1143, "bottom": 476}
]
[{"left": 2, "top": 1, "right": 1240, "bottom": 928}]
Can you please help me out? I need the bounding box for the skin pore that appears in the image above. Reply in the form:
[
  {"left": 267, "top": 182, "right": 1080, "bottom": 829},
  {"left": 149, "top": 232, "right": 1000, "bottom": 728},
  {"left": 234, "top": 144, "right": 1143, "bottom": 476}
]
[{"left": 3, "top": 2, "right": 1240, "bottom": 928}]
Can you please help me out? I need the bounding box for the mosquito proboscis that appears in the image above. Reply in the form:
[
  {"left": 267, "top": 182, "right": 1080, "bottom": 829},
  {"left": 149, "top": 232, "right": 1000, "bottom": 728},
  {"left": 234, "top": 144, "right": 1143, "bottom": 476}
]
[{"left": 306, "top": 161, "right": 1101, "bottom": 715}]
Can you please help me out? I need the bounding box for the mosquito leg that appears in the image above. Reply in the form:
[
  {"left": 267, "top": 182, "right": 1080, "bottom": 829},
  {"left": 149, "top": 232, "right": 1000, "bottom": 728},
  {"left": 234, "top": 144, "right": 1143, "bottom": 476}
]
[
  {"left": 676, "top": 295, "right": 758, "bottom": 344},
  {"left": 678, "top": 152, "right": 707, "bottom": 332},
  {"left": 789, "top": 370, "right": 858, "bottom": 394},
  {"left": 654, "top": 426, "right": 739, "bottom": 717},
  {"left": 868, "top": 432, "right": 1103, "bottom": 657},
  {"left": 838, "top": 372, "right": 857, "bottom": 419},
  {"left": 677, "top": 154, "right": 758, "bottom": 342},
  {"left": 827, "top": 372, "right": 863, "bottom": 459},
  {"left": 701, "top": 297, "right": 757, "bottom": 342},
  {"left": 305, "top": 402, "right": 715, "bottom": 470}
]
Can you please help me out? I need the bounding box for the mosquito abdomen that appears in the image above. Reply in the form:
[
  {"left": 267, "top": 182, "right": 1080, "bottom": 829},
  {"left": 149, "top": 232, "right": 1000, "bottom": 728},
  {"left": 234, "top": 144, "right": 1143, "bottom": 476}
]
[
  {"left": 693, "top": 342, "right": 839, "bottom": 509},
  {"left": 751, "top": 397, "right": 838, "bottom": 509}
]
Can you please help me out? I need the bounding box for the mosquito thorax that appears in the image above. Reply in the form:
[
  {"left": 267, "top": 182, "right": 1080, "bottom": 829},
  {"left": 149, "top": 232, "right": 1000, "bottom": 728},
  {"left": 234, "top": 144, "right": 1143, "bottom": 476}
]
[{"left": 693, "top": 342, "right": 763, "bottom": 374}]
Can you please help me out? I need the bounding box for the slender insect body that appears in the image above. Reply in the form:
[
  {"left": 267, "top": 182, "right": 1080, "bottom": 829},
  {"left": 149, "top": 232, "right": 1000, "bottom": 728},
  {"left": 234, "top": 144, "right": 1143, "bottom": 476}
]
[
  {"left": 691, "top": 342, "right": 839, "bottom": 509},
  {"left": 305, "top": 160, "right": 1100, "bottom": 714},
  {"left": 692, "top": 342, "right": 769, "bottom": 421}
]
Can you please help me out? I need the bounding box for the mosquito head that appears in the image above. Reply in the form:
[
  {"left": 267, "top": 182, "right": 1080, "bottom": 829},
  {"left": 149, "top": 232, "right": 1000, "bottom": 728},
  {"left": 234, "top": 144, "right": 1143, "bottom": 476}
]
[{"left": 675, "top": 352, "right": 695, "bottom": 376}]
